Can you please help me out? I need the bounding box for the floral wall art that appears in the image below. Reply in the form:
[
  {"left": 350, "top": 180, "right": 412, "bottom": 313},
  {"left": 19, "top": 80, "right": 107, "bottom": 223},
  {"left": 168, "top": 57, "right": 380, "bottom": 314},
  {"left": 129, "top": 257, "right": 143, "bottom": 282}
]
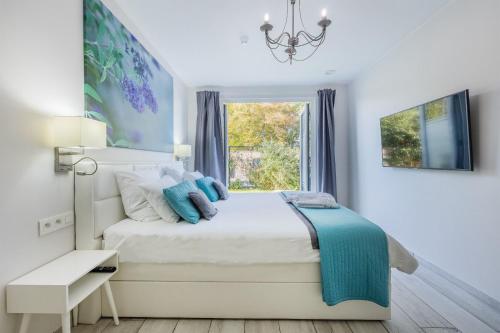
[{"left": 84, "top": 0, "right": 174, "bottom": 152}]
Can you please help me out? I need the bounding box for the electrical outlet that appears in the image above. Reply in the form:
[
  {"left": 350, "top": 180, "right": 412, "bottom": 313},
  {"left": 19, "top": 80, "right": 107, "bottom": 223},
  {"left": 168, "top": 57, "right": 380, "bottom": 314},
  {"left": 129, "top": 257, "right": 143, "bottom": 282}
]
[{"left": 39, "top": 212, "right": 74, "bottom": 236}]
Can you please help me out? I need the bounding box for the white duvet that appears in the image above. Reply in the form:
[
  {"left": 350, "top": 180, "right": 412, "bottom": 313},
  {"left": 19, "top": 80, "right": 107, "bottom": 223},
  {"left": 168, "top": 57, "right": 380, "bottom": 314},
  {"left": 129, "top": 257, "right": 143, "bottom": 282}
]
[{"left": 103, "top": 193, "right": 418, "bottom": 273}]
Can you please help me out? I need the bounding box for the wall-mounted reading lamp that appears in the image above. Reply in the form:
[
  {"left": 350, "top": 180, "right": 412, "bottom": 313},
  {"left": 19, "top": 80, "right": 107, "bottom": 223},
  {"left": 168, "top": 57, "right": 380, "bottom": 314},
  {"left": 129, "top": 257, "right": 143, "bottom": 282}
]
[
  {"left": 53, "top": 116, "right": 106, "bottom": 175},
  {"left": 174, "top": 144, "right": 192, "bottom": 159},
  {"left": 174, "top": 144, "right": 192, "bottom": 169}
]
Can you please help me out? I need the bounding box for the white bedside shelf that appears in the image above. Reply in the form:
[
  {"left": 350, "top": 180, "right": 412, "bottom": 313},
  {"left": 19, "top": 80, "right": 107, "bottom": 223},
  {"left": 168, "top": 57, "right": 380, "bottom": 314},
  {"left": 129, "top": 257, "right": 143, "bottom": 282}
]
[
  {"left": 68, "top": 272, "right": 114, "bottom": 310},
  {"left": 7, "top": 250, "right": 119, "bottom": 333}
]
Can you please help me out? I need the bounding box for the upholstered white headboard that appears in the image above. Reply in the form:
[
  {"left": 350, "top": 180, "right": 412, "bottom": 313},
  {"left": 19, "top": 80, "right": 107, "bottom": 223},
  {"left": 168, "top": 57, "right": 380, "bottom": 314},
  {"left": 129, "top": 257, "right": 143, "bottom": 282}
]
[{"left": 75, "top": 161, "right": 182, "bottom": 250}]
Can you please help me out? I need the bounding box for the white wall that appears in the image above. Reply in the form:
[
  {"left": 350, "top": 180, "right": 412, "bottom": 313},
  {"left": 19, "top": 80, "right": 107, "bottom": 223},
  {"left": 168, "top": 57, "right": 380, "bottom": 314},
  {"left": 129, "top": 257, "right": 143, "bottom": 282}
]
[
  {"left": 187, "top": 85, "right": 350, "bottom": 205},
  {"left": 348, "top": 0, "right": 500, "bottom": 301},
  {"left": 0, "top": 1, "right": 188, "bottom": 332}
]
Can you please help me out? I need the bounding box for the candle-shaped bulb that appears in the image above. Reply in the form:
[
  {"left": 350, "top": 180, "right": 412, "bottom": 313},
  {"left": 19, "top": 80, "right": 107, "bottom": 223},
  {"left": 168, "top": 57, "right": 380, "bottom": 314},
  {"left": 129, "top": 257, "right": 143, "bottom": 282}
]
[
  {"left": 321, "top": 8, "right": 327, "bottom": 18},
  {"left": 264, "top": 13, "right": 270, "bottom": 23}
]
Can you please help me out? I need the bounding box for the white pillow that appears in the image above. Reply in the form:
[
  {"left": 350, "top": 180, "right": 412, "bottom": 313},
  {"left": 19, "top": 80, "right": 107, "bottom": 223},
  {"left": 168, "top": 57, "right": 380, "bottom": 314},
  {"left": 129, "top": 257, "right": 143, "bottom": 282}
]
[
  {"left": 133, "top": 165, "right": 162, "bottom": 178},
  {"left": 183, "top": 171, "right": 204, "bottom": 183},
  {"left": 115, "top": 172, "right": 161, "bottom": 222},
  {"left": 139, "top": 176, "right": 179, "bottom": 223},
  {"left": 161, "top": 164, "right": 185, "bottom": 182}
]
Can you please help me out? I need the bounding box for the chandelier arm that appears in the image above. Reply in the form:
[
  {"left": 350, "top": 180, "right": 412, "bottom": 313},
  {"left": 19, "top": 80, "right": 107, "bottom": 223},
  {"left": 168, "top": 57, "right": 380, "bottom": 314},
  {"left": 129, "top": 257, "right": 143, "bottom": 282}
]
[
  {"left": 265, "top": 31, "right": 286, "bottom": 43},
  {"left": 292, "top": 33, "right": 321, "bottom": 48},
  {"left": 295, "top": 31, "right": 312, "bottom": 45},
  {"left": 296, "top": 40, "right": 322, "bottom": 49},
  {"left": 306, "top": 37, "right": 325, "bottom": 49},
  {"left": 293, "top": 35, "right": 325, "bottom": 62},
  {"left": 266, "top": 42, "right": 280, "bottom": 50},
  {"left": 295, "top": 36, "right": 320, "bottom": 48},
  {"left": 297, "top": 29, "right": 326, "bottom": 43},
  {"left": 303, "top": 39, "right": 324, "bottom": 48},
  {"left": 266, "top": 39, "right": 290, "bottom": 49},
  {"left": 265, "top": 37, "right": 282, "bottom": 50},
  {"left": 266, "top": 34, "right": 292, "bottom": 51},
  {"left": 265, "top": 32, "right": 291, "bottom": 48},
  {"left": 266, "top": 31, "right": 325, "bottom": 62},
  {"left": 295, "top": 31, "right": 325, "bottom": 48}
]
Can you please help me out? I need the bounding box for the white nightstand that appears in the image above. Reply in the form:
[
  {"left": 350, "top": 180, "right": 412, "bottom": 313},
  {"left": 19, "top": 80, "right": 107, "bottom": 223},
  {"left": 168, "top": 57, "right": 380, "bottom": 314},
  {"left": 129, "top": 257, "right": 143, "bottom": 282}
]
[{"left": 7, "top": 250, "right": 119, "bottom": 333}]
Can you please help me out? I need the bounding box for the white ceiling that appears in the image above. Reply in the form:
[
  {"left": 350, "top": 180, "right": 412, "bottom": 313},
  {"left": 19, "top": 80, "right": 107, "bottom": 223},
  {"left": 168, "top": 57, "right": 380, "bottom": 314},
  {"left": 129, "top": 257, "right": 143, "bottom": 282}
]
[{"left": 114, "top": 0, "right": 449, "bottom": 87}]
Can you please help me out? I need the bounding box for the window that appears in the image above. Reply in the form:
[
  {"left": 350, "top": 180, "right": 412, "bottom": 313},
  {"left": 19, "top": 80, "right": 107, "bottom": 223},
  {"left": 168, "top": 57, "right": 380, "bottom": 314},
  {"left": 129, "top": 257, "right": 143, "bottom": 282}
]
[{"left": 225, "top": 102, "right": 310, "bottom": 192}]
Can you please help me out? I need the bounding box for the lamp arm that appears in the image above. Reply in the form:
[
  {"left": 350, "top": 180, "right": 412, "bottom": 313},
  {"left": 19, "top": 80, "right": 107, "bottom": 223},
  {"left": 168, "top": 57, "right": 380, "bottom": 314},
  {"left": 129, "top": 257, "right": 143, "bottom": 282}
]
[{"left": 73, "top": 156, "right": 99, "bottom": 176}]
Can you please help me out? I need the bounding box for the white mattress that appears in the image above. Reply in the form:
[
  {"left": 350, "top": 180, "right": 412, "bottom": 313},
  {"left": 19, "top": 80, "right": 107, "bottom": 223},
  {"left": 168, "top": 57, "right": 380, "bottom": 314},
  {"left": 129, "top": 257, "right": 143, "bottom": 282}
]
[
  {"left": 103, "top": 193, "right": 320, "bottom": 264},
  {"left": 103, "top": 193, "right": 418, "bottom": 272}
]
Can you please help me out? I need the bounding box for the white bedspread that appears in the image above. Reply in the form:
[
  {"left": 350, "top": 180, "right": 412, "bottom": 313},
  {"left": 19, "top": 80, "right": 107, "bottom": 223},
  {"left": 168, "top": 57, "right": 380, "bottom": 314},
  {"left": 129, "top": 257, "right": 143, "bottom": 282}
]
[{"left": 103, "top": 193, "right": 417, "bottom": 272}]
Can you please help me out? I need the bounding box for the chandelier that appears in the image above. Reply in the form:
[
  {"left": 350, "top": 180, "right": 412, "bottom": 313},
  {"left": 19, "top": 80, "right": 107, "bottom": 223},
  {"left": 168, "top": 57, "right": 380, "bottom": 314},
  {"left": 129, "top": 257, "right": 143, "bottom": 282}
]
[{"left": 260, "top": 0, "right": 332, "bottom": 64}]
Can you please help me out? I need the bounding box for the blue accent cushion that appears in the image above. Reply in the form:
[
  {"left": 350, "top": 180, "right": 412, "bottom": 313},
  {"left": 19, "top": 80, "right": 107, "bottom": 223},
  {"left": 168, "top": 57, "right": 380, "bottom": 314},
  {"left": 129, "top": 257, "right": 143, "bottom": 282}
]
[
  {"left": 195, "top": 177, "right": 220, "bottom": 202},
  {"left": 163, "top": 181, "right": 200, "bottom": 224}
]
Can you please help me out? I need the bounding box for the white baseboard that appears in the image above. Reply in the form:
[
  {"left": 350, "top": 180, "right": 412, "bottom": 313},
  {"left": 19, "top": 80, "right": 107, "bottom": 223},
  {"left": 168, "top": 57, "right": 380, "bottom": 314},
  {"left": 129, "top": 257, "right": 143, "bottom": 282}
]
[{"left": 416, "top": 255, "right": 500, "bottom": 331}]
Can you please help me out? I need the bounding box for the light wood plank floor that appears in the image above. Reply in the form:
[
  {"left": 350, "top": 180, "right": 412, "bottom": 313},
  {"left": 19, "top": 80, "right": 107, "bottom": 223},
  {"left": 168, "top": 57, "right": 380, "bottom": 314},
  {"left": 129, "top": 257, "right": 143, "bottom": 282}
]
[{"left": 67, "top": 269, "right": 498, "bottom": 333}]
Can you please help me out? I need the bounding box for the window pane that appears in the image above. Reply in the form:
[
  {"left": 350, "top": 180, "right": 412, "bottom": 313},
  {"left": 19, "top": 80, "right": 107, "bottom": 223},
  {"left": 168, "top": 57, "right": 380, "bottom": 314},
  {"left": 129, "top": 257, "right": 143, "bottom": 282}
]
[{"left": 226, "top": 102, "right": 304, "bottom": 192}]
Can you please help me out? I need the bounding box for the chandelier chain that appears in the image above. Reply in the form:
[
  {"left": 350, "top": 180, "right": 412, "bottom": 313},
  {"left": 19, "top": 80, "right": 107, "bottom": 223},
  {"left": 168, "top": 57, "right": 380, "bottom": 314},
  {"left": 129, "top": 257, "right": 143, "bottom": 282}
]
[{"left": 298, "top": 0, "right": 308, "bottom": 32}]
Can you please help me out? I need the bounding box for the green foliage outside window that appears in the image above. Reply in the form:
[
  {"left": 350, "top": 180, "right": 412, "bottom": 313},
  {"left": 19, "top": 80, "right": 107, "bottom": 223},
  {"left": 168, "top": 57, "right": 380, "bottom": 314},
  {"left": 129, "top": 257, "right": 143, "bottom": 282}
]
[
  {"left": 227, "top": 102, "right": 303, "bottom": 191},
  {"left": 227, "top": 103, "right": 301, "bottom": 147},
  {"left": 249, "top": 141, "right": 300, "bottom": 191}
]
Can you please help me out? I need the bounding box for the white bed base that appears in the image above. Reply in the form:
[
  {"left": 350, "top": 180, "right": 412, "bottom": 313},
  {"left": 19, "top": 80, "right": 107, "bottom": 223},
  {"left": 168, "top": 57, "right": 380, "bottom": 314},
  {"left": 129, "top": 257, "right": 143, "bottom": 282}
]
[{"left": 75, "top": 162, "right": 391, "bottom": 323}]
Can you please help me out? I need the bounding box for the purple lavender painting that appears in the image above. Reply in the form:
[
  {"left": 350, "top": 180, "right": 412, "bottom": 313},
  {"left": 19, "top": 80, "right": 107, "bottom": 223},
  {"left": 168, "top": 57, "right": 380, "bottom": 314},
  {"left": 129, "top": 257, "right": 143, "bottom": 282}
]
[{"left": 84, "top": 0, "right": 173, "bottom": 152}]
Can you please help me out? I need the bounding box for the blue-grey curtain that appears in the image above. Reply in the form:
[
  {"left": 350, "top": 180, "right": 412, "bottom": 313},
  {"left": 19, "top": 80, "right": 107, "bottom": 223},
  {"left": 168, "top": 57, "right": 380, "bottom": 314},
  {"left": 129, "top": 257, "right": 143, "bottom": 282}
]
[
  {"left": 316, "top": 89, "right": 337, "bottom": 197},
  {"left": 194, "top": 91, "right": 226, "bottom": 183}
]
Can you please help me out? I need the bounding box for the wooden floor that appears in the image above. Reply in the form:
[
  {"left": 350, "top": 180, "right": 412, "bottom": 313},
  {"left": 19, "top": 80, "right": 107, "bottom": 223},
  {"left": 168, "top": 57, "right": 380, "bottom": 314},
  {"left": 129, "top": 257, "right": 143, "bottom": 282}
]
[{"left": 68, "top": 269, "right": 499, "bottom": 333}]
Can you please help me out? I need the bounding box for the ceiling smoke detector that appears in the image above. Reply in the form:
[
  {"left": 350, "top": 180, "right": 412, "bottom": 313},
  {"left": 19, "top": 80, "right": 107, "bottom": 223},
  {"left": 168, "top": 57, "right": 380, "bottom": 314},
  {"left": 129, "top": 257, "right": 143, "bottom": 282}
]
[{"left": 240, "top": 35, "right": 249, "bottom": 45}]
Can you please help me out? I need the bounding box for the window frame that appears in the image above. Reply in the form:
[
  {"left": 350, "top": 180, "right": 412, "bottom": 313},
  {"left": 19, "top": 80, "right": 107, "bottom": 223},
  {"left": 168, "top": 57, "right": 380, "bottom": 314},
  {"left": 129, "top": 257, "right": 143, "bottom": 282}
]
[{"left": 221, "top": 95, "right": 317, "bottom": 192}]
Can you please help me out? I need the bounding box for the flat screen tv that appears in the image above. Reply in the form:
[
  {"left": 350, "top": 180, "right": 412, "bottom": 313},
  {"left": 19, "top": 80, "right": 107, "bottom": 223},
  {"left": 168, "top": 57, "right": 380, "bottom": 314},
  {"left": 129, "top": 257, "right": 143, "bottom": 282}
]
[{"left": 380, "top": 90, "right": 473, "bottom": 171}]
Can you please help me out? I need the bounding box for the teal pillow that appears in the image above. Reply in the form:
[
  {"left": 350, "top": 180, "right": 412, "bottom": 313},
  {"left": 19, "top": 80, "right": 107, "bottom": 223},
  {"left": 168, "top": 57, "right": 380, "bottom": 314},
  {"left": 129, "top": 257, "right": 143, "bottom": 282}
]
[
  {"left": 195, "top": 177, "right": 220, "bottom": 202},
  {"left": 163, "top": 181, "right": 200, "bottom": 224}
]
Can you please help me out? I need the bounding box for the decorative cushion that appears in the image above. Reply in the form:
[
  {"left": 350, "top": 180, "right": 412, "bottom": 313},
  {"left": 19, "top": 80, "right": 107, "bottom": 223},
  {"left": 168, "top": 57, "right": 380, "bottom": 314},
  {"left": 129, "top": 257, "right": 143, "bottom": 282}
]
[
  {"left": 161, "top": 174, "right": 178, "bottom": 186},
  {"left": 195, "top": 177, "right": 220, "bottom": 202},
  {"left": 160, "top": 164, "right": 186, "bottom": 182},
  {"left": 115, "top": 172, "right": 160, "bottom": 222},
  {"left": 212, "top": 179, "right": 230, "bottom": 200},
  {"left": 188, "top": 190, "right": 218, "bottom": 220},
  {"left": 163, "top": 181, "right": 200, "bottom": 224},
  {"left": 139, "top": 176, "right": 179, "bottom": 223},
  {"left": 183, "top": 171, "right": 204, "bottom": 183}
]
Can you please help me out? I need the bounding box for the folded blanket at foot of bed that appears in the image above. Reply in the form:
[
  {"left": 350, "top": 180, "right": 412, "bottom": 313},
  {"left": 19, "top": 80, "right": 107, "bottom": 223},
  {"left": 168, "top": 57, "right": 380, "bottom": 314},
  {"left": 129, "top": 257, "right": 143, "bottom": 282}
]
[
  {"left": 282, "top": 191, "right": 390, "bottom": 307},
  {"left": 283, "top": 191, "right": 339, "bottom": 208}
]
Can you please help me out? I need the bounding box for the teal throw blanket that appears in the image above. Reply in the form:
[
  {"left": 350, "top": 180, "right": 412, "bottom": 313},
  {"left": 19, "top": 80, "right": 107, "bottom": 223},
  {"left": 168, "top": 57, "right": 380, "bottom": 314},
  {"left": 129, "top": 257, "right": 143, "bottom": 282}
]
[{"left": 282, "top": 192, "right": 389, "bottom": 307}]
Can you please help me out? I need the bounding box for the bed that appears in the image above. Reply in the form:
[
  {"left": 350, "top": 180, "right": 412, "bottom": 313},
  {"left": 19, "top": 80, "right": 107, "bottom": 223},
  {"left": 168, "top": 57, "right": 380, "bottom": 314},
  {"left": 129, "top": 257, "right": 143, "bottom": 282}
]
[{"left": 75, "top": 162, "right": 417, "bottom": 323}]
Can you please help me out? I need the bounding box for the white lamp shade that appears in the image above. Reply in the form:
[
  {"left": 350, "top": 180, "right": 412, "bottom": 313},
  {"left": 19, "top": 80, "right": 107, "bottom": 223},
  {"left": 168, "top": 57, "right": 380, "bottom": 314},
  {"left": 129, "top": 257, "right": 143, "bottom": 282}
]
[
  {"left": 53, "top": 116, "right": 106, "bottom": 149},
  {"left": 174, "top": 144, "right": 192, "bottom": 158}
]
